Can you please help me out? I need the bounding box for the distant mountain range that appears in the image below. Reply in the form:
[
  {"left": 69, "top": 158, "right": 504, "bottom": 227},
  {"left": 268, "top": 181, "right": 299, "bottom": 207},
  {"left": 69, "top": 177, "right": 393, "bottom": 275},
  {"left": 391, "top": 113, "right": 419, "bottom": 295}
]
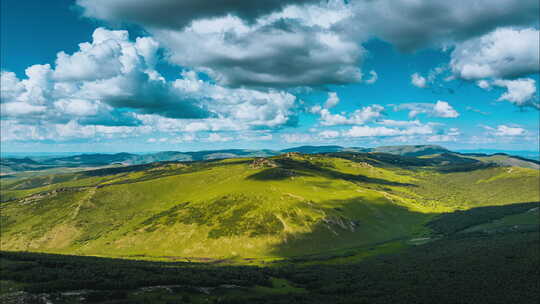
[{"left": 1, "top": 145, "right": 538, "bottom": 174}]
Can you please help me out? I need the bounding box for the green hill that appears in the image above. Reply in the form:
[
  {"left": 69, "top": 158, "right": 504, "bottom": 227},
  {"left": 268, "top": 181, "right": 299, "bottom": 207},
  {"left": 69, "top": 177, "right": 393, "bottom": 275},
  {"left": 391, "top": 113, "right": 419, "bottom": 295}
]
[
  {"left": 3, "top": 145, "right": 536, "bottom": 178},
  {"left": 1, "top": 152, "right": 538, "bottom": 262}
]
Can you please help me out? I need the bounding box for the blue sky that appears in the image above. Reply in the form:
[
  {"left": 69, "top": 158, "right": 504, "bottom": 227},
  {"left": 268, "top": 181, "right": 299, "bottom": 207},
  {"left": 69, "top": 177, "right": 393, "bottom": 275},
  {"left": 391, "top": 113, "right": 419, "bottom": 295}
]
[{"left": 1, "top": 0, "right": 539, "bottom": 153}]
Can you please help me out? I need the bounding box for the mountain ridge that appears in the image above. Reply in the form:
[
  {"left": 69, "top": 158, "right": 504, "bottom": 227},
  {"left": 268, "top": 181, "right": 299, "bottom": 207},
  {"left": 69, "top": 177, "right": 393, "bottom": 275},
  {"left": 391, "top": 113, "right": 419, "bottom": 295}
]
[{"left": 4, "top": 145, "right": 538, "bottom": 175}]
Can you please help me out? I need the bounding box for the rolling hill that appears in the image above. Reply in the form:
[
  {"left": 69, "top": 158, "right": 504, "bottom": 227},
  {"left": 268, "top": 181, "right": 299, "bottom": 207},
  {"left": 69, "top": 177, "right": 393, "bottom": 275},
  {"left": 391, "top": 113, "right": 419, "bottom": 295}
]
[
  {"left": 1, "top": 151, "right": 538, "bottom": 262},
  {"left": 2, "top": 145, "right": 536, "bottom": 176}
]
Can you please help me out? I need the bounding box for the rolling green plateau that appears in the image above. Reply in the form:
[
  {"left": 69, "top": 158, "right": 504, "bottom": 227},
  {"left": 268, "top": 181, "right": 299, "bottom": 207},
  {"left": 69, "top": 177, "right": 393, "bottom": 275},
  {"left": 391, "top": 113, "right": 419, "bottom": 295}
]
[
  {"left": 0, "top": 148, "right": 539, "bottom": 303},
  {"left": 1, "top": 150, "right": 538, "bottom": 262},
  {"left": 0, "top": 144, "right": 456, "bottom": 176}
]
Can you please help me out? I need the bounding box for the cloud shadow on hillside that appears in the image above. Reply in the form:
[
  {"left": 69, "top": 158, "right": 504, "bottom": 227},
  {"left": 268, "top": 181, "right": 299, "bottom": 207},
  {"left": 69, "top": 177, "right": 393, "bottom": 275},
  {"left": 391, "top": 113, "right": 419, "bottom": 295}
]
[
  {"left": 246, "top": 158, "right": 416, "bottom": 187},
  {"left": 266, "top": 196, "right": 433, "bottom": 260}
]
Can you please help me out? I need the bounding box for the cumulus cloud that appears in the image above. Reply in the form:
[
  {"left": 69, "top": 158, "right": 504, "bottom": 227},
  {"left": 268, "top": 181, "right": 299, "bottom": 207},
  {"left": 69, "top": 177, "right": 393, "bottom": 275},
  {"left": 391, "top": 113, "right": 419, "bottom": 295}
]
[
  {"left": 483, "top": 125, "right": 527, "bottom": 136},
  {"left": 1, "top": 28, "right": 206, "bottom": 122},
  {"left": 318, "top": 105, "right": 384, "bottom": 126},
  {"left": 344, "top": 0, "right": 539, "bottom": 51},
  {"left": 280, "top": 120, "right": 460, "bottom": 144},
  {"left": 0, "top": 119, "right": 149, "bottom": 142},
  {"left": 5, "top": 0, "right": 540, "bottom": 144},
  {"left": 77, "top": 1, "right": 364, "bottom": 88},
  {"left": 411, "top": 73, "right": 427, "bottom": 88},
  {"left": 76, "top": 0, "right": 539, "bottom": 90},
  {"left": 378, "top": 119, "right": 423, "bottom": 127},
  {"left": 207, "top": 133, "right": 233, "bottom": 142},
  {"left": 324, "top": 92, "right": 340, "bottom": 109},
  {"left": 476, "top": 80, "right": 491, "bottom": 90},
  {"left": 450, "top": 28, "right": 540, "bottom": 80},
  {"left": 0, "top": 102, "right": 47, "bottom": 116},
  {"left": 0, "top": 71, "right": 25, "bottom": 103},
  {"left": 154, "top": 16, "right": 363, "bottom": 88},
  {"left": 319, "top": 130, "right": 340, "bottom": 139},
  {"left": 0, "top": 28, "right": 300, "bottom": 142},
  {"left": 171, "top": 71, "right": 298, "bottom": 128},
  {"left": 147, "top": 137, "right": 168, "bottom": 143},
  {"left": 492, "top": 78, "right": 539, "bottom": 109},
  {"left": 394, "top": 101, "right": 459, "bottom": 118},
  {"left": 344, "top": 123, "right": 434, "bottom": 138},
  {"left": 309, "top": 91, "right": 340, "bottom": 114},
  {"left": 426, "top": 128, "right": 461, "bottom": 142},
  {"left": 77, "top": 0, "right": 321, "bottom": 30},
  {"left": 281, "top": 133, "right": 314, "bottom": 143},
  {"left": 0, "top": 64, "right": 53, "bottom": 107}
]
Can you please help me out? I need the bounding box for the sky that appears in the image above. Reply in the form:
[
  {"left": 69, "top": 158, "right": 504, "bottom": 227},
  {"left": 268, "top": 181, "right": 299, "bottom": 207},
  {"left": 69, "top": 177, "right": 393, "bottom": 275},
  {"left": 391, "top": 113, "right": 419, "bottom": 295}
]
[{"left": 1, "top": 0, "right": 539, "bottom": 153}]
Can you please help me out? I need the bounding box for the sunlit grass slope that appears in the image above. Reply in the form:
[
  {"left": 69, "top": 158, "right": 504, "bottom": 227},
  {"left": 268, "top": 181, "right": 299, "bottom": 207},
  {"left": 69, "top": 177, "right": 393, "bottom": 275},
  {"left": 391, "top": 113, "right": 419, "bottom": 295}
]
[{"left": 1, "top": 152, "right": 538, "bottom": 260}]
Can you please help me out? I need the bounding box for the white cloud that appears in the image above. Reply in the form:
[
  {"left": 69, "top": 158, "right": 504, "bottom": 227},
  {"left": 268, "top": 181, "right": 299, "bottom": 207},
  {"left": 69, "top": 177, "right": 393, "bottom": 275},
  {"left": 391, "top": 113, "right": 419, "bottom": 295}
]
[
  {"left": 53, "top": 30, "right": 125, "bottom": 81},
  {"left": 154, "top": 16, "right": 363, "bottom": 88},
  {"left": 451, "top": 28, "right": 540, "bottom": 80},
  {"left": 411, "top": 73, "right": 427, "bottom": 88},
  {"left": 0, "top": 71, "right": 24, "bottom": 103},
  {"left": 395, "top": 101, "right": 459, "bottom": 118},
  {"left": 172, "top": 71, "right": 298, "bottom": 128},
  {"left": 0, "top": 28, "right": 302, "bottom": 142},
  {"left": 170, "top": 133, "right": 197, "bottom": 143},
  {"left": 1, "top": 64, "right": 53, "bottom": 106},
  {"left": 281, "top": 133, "right": 314, "bottom": 143},
  {"left": 53, "top": 99, "right": 100, "bottom": 116},
  {"left": 309, "top": 105, "right": 322, "bottom": 114},
  {"left": 77, "top": 1, "right": 365, "bottom": 88},
  {"left": 320, "top": 105, "right": 384, "bottom": 126},
  {"left": 482, "top": 124, "right": 527, "bottom": 137},
  {"left": 345, "top": 126, "right": 398, "bottom": 137},
  {"left": 433, "top": 101, "right": 460, "bottom": 118},
  {"left": 147, "top": 137, "right": 168, "bottom": 143},
  {"left": 0, "top": 102, "right": 47, "bottom": 116},
  {"left": 476, "top": 80, "right": 491, "bottom": 90},
  {"left": 0, "top": 119, "right": 149, "bottom": 143},
  {"left": 426, "top": 135, "right": 457, "bottom": 142},
  {"left": 207, "top": 133, "right": 233, "bottom": 142},
  {"left": 277, "top": 121, "right": 462, "bottom": 145},
  {"left": 344, "top": 123, "right": 434, "bottom": 138},
  {"left": 319, "top": 130, "right": 340, "bottom": 138},
  {"left": 309, "top": 91, "right": 340, "bottom": 114},
  {"left": 492, "top": 78, "right": 538, "bottom": 108},
  {"left": 319, "top": 105, "right": 384, "bottom": 126},
  {"left": 378, "top": 119, "right": 422, "bottom": 127},
  {"left": 426, "top": 128, "right": 461, "bottom": 142},
  {"left": 5, "top": 1, "right": 540, "bottom": 145},
  {"left": 76, "top": 0, "right": 540, "bottom": 90},
  {"left": 324, "top": 92, "right": 340, "bottom": 109},
  {"left": 365, "top": 70, "right": 378, "bottom": 84},
  {"left": 491, "top": 125, "right": 527, "bottom": 136},
  {"left": 237, "top": 132, "right": 273, "bottom": 141}
]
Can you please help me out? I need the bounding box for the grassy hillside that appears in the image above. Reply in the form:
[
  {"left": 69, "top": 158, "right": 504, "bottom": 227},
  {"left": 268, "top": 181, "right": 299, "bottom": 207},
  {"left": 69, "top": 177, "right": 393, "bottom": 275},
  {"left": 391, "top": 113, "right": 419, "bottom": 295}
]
[{"left": 1, "top": 152, "right": 538, "bottom": 261}]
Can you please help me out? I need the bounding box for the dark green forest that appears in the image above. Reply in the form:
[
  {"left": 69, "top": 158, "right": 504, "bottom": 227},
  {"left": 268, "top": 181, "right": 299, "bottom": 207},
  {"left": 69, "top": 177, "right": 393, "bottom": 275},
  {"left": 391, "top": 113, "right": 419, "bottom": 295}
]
[{"left": 1, "top": 229, "right": 538, "bottom": 303}]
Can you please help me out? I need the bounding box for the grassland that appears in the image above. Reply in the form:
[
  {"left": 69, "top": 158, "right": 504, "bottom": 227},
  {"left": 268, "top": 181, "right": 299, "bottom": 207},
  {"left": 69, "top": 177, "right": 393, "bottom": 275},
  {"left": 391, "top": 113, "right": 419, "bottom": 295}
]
[
  {"left": 1, "top": 152, "right": 538, "bottom": 263},
  {"left": 1, "top": 151, "right": 539, "bottom": 303}
]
